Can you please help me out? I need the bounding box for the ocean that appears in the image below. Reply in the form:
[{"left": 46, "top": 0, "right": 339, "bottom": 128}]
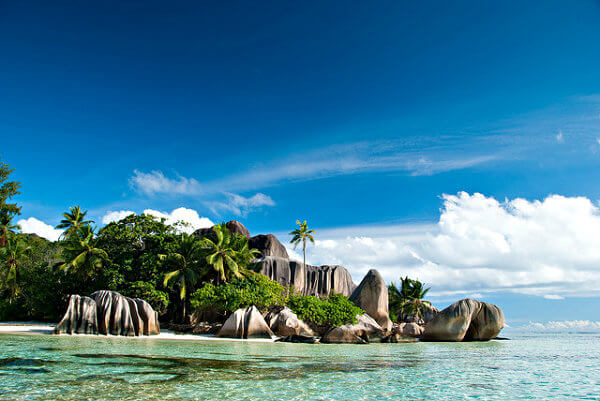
[{"left": 1, "top": 330, "right": 598, "bottom": 400}]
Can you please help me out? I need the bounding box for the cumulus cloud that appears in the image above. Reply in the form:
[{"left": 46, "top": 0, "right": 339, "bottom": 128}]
[
  {"left": 17, "top": 217, "right": 63, "bottom": 241},
  {"left": 287, "top": 192, "right": 600, "bottom": 299},
  {"left": 142, "top": 207, "right": 213, "bottom": 234},
  {"left": 207, "top": 192, "right": 275, "bottom": 217},
  {"left": 522, "top": 320, "right": 600, "bottom": 332},
  {"left": 101, "top": 210, "right": 135, "bottom": 225},
  {"left": 101, "top": 207, "right": 213, "bottom": 234},
  {"left": 543, "top": 294, "right": 564, "bottom": 300},
  {"left": 556, "top": 130, "right": 564, "bottom": 143}
]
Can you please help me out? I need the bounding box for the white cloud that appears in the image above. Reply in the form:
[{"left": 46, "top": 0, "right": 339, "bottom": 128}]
[
  {"left": 208, "top": 192, "right": 275, "bottom": 217},
  {"left": 142, "top": 207, "right": 213, "bottom": 234},
  {"left": 521, "top": 320, "right": 600, "bottom": 332},
  {"left": 543, "top": 294, "right": 564, "bottom": 300},
  {"left": 556, "top": 130, "right": 564, "bottom": 143},
  {"left": 129, "top": 170, "right": 201, "bottom": 195},
  {"left": 281, "top": 192, "right": 600, "bottom": 299},
  {"left": 17, "top": 217, "right": 63, "bottom": 242},
  {"left": 101, "top": 210, "right": 135, "bottom": 225},
  {"left": 129, "top": 141, "right": 496, "bottom": 196}
]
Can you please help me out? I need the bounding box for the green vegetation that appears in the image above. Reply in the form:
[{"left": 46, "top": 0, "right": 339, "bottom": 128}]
[
  {"left": 289, "top": 220, "right": 315, "bottom": 267},
  {"left": 191, "top": 271, "right": 288, "bottom": 316},
  {"left": 0, "top": 156, "right": 366, "bottom": 329},
  {"left": 388, "top": 277, "right": 431, "bottom": 322},
  {"left": 287, "top": 292, "right": 364, "bottom": 327}
]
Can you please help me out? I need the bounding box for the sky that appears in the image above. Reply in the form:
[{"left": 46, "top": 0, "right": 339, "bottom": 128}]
[{"left": 2, "top": 1, "right": 600, "bottom": 327}]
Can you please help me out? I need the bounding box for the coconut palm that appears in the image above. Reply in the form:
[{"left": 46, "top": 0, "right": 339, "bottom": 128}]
[
  {"left": 57, "top": 225, "right": 108, "bottom": 278},
  {"left": 232, "top": 234, "right": 261, "bottom": 270},
  {"left": 0, "top": 216, "right": 18, "bottom": 247},
  {"left": 56, "top": 206, "right": 94, "bottom": 239},
  {"left": 161, "top": 233, "right": 205, "bottom": 321},
  {"left": 289, "top": 220, "right": 315, "bottom": 268},
  {"left": 199, "top": 223, "right": 244, "bottom": 283},
  {"left": 388, "top": 277, "right": 431, "bottom": 322},
  {"left": 0, "top": 234, "right": 31, "bottom": 303}
]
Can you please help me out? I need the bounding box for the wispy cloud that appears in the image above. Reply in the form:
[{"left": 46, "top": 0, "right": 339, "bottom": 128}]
[
  {"left": 129, "top": 141, "right": 497, "bottom": 196},
  {"left": 207, "top": 192, "right": 275, "bottom": 217}
]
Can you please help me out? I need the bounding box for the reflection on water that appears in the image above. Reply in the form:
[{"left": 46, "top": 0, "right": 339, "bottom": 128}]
[{"left": 0, "top": 332, "right": 598, "bottom": 400}]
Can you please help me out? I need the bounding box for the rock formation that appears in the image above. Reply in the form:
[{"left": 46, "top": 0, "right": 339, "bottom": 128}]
[
  {"left": 395, "top": 322, "right": 424, "bottom": 338},
  {"left": 195, "top": 220, "right": 251, "bottom": 241},
  {"left": 54, "top": 295, "right": 98, "bottom": 335},
  {"left": 421, "top": 299, "right": 504, "bottom": 341},
  {"left": 265, "top": 307, "right": 315, "bottom": 337},
  {"left": 249, "top": 234, "right": 289, "bottom": 258},
  {"left": 217, "top": 306, "right": 274, "bottom": 339},
  {"left": 321, "top": 314, "right": 385, "bottom": 344},
  {"left": 257, "top": 256, "right": 357, "bottom": 297},
  {"left": 349, "top": 269, "right": 392, "bottom": 330},
  {"left": 54, "top": 291, "right": 160, "bottom": 336}
]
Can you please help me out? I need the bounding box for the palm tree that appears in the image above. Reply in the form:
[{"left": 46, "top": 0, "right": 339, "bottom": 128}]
[
  {"left": 57, "top": 225, "right": 108, "bottom": 278},
  {"left": 0, "top": 235, "right": 31, "bottom": 303},
  {"left": 161, "top": 233, "right": 205, "bottom": 321},
  {"left": 56, "top": 206, "right": 93, "bottom": 239},
  {"left": 200, "top": 223, "right": 242, "bottom": 283},
  {"left": 232, "top": 234, "right": 261, "bottom": 271},
  {"left": 289, "top": 220, "right": 315, "bottom": 268},
  {"left": 0, "top": 216, "right": 18, "bottom": 247},
  {"left": 388, "top": 277, "right": 431, "bottom": 322}
]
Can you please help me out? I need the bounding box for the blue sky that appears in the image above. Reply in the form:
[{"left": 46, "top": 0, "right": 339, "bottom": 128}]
[{"left": 3, "top": 1, "right": 600, "bottom": 326}]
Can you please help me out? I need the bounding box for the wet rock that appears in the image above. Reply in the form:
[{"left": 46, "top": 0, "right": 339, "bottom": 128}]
[
  {"left": 217, "top": 306, "right": 274, "bottom": 339},
  {"left": 421, "top": 299, "right": 504, "bottom": 341},
  {"left": 382, "top": 333, "right": 418, "bottom": 343},
  {"left": 321, "top": 314, "right": 385, "bottom": 344},
  {"left": 276, "top": 334, "right": 319, "bottom": 344},
  {"left": 265, "top": 307, "right": 315, "bottom": 337},
  {"left": 395, "top": 322, "right": 424, "bottom": 338},
  {"left": 249, "top": 234, "right": 289, "bottom": 258},
  {"left": 349, "top": 269, "right": 392, "bottom": 330},
  {"left": 257, "top": 256, "right": 356, "bottom": 297},
  {"left": 92, "top": 290, "right": 137, "bottom": 336},
  {"left": 54, "top": 295, "right": 98, "bottom": 335},
  {"left": 134, "top": 298, "right": 160, "bottom": 335}
]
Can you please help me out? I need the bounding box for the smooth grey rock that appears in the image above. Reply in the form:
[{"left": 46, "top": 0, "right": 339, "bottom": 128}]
[
  {"left": 249, "top": 234, "right": 289, "bottom": 258},
  {"left": 395, "top": 322, "right": 424, "bottom": 338},
  {"left": 92, "top": 290, "right": 136, "bottom": 336},
  {"left": 321, "top": 314, "right": 385, "bottom": 344},
  {"left": 194, "top": 220, "right": 251, "bottom": 241},
  {"left": 266, "top": 307, "right": 315, "bottom": 337},
  {"left": 257, "top": 256, "right": 357, "bottom": 297},
  {"left": 217, "top": 306, "right": 274, "bottom": 339},
  {"left": 134, "top": 298, "right": 161, "bottom": 335},
  {"left": 349, "top": 269, "right": 392, "bottom": 330},
  {"left": 421, "top": 299, "right": 504, "bottom": 341},
  {"left": 54, "top": 295, "right": 98, "bottom": 335},
  {"left": 398, "top": 303, "right": 440, "bottom": 324}
]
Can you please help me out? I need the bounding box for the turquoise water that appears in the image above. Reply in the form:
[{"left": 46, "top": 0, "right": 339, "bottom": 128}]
[{"left": 1, "top": 331, "right": 598, "bottom": 400}]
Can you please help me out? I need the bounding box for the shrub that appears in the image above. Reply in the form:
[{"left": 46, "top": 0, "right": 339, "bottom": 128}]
[
  {"left": 190, "top": 272, "right": 288, "bottom": 315},
  {"left": 123, "top": 281, "right": 169, "bottom": 314},
  {"left": 287, "top": 292, "right": 364, "bottom": 328}
]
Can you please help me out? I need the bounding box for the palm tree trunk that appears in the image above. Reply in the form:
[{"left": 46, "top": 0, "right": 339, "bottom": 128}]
[
  {"left": 303, "top": 239, "right": 306, "bottom": 267},
  {"left": 182, "top": 300, "right": 186, "bottom": 323}
]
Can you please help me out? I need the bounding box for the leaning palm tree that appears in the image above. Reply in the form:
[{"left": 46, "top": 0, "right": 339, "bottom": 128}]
[
  {"left": 56, "top": 206, "right": 94, "bottom": 239},
  {"left": 289, "top": 220, "right": 315, "bottom": 268},
  {"left": 199, "top": 223, "right": 242, "bottom": 283},
  {"left": 161, "top": 233, "right": 205, "bottom": 321},
  {"left": 0, "top": 234, "right": 31, "bottom": 303},
  {"left": 57, "top": 225, "right": 108, "bottom": 278}
]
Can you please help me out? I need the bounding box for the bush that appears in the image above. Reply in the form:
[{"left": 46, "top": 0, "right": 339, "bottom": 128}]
[
  {"left": 191, "top": 272, "right": 288, "bottom": 315},
  {"left": 123, "top": 281, "right": 169, "bottom": 314},
  {"left": 287, "top": 292, "right": 364, "bottom": 328}
]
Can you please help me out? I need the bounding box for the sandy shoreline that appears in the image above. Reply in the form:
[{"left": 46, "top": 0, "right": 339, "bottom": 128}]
[{"left": 0, "top": 322, "right": 277, "bottom": 343}]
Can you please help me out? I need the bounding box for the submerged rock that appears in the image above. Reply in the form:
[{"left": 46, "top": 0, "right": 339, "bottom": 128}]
[
  {"left": 54, "top": 295, "right": 98, "bottom": 335},
  {"left": 276, "top": 334, "right": 319, "bottom": 344},
  {"left": 266, "top": 307, "right": 315, "bottom": 337},
  {"left": 217, "top": 306, "right": 274, "bottom": 339},
  {"left": 349, "top": 269, "right": 392, "bottom": 330},
  {"left": 54, "top": 291, "right": 160, "bottom": 336},
  {"left": 321, "top": 314, "right": 385, "bottom": 344},
  {"left": 421, "top": 299, "right": 504, "bottom": 341}
]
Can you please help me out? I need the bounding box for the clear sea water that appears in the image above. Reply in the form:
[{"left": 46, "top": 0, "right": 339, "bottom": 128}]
[{"left": 1, "top": 330, "right": 598, "bottom": 400}]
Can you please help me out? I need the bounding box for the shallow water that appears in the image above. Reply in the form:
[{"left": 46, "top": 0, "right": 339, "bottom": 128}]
[{"left": 1, "top": 331, "right": 598, "bottom": 400}]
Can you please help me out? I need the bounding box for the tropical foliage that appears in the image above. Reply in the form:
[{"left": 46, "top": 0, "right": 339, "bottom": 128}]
[
  {"left": 0, "top": 156, "right": 21, "bottom": 247},
  {"left": 388, "top": 277, "right": 431, "bottom": 322},
  {"left": 287, "top": 292, "right": 364, "bottom": 328},
  {"left": 56, "top": 206, "right": 93, "bottom": 239},
  {"left": 0, "top": 234, "right": 31, "bottom": 303},
  {"left": 56, "top": 225, "right": 109, "bottom": 278},
  {"left": 289, "top": 220, "right": 315, "bottom": 267}
]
